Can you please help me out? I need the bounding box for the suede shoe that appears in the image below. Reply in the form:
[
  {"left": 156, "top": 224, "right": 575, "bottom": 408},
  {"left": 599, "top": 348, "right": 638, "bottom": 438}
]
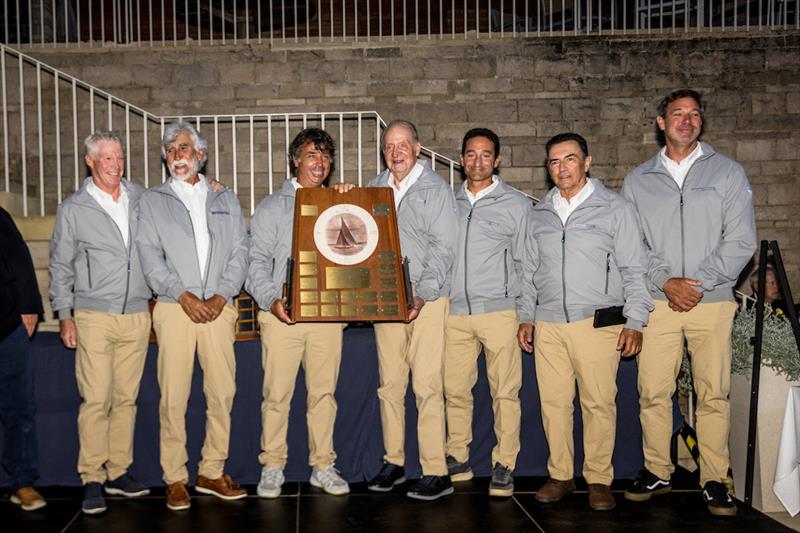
[
  {"left": 703, "top": 480, "right": 737, "bottom": 516},
  {"left": 535, "top": 478, "right": 576, "bottom": 503},
  {"left": 368, "top": 462, "right": 406, "bottom": 492},
  {"left": 588, "top": 483, "right": 616, "bottom": 511},
  {"left": 10, "top": 487, "right": 46, "bottom": 511},
  {"left": 166, "top": 482, "right": 191, "bottom": 511},
  {"left": 406, "top": 475, "right": 454, "bottom": 501},
  {"left": 446, "top": 455, "right": 474, "bottom": 482},
  {"left": 195, "top": 474, "right": 247, "bottom": 500},
  {"left": 82, "top": 482, "right": 107, "bottom": 515},
  {"left": 624, "top": 469, "right": 671, "bottom": 502},
  {"left": 105, "top": 473, "right": 150, "bottom": 497},
  {"left": 489, "top": 463, "right": 514, "bottom": 497}
]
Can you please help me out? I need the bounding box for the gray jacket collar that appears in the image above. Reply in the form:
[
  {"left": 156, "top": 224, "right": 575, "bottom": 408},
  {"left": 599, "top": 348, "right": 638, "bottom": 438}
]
[
  {"left": 71, "top": 176, "right": 142, "bottom": 212},
  {"left": 640, "top": 141, "right": 717, "bottom": 177},
  {"left": 454, "top": 175, "right": 512, "bottom": 203},
  {"left": 537, "top": 178, "right": 615, "bottom": 215}
]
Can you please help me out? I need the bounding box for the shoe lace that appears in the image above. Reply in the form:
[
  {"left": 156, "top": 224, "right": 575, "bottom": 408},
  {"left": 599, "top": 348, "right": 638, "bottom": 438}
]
[
  {"left": 493, "top": 464, "right": 512, "bottom": 483},
  {"left": 262, "top": 467, "right": 283, "bottom": 485},
  {"left": 316, "top": 466, "right": 344, "bottom": 486}
]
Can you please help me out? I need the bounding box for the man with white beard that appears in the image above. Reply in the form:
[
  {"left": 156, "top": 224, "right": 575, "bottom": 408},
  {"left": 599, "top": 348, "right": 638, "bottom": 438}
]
[{"left": 136, "top": 121, "right": 249, "bottom": 511}]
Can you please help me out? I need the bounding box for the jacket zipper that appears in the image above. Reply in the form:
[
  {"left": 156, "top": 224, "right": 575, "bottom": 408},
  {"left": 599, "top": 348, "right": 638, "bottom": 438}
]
[
  {"left": 503, "top": 248, "right": 508, "bottom": 298},
  {"left": 561, "top": 229, "right": 569, "bottom": 322},
  {"left": 604, "top": 253, "right": 610, "bottom": 295},
  {"left": 85, "top": 250, "right": 92, "bottom": 288},
  {"left": 679, "top": 192, "right": 686, "bottom": 277},
  {"left": 121, "top": 225, "right": 132, "bottom": 314},
  {"left": 464, "top": 207, "right": 474, "bottom": 314}
]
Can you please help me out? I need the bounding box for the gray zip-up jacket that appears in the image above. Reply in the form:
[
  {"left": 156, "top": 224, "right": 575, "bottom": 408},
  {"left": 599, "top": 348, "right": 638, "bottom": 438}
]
[
  {"left": 621, "top": 142, "right": 757, "bottom": 303},
  {"left": 520, "top": 179, "right": 653, "bottom": 331},
  {"left": 449, "top": 177, "right": 533, "bottom": 316},
  {"left": 367, "top": 160, "right": 458, "bottom": 302},
  {"left": 136, "top": 179, "right": 248, "bottom": 303},
  {"left": 49, "top": 178, "right": 151, "bottom": 319},
  {"left": 246, "top": 179, "right": 296, "bottom": 310}
]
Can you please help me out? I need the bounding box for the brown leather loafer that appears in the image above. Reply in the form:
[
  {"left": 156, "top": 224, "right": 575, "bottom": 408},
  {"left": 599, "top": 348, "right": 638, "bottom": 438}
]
[
  {"left": 588, "top": 483, "right": 616, "bottom": 511},
  {"left": 11, "top": 487, "right": 47, "bottom": 511},
  {"left": 195, "top": 474, "right": 247, "bottom": 500},
  {"left": 166, "top": 482, "right": 191, "bottom": 511},
  {"left": 535, "top": 478, "right": 576, "bottom": 503}
]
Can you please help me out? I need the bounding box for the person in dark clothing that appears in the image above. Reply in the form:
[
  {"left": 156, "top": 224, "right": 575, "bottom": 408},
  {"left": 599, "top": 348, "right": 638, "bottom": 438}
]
[{"left": 0, "top": 206, "right": 46, "bottom": 511}]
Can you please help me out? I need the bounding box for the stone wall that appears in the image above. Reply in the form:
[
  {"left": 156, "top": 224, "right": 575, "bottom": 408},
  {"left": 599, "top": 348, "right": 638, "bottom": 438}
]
[{"left": 12, "top": 31, "right": 800, "bottom": 296}]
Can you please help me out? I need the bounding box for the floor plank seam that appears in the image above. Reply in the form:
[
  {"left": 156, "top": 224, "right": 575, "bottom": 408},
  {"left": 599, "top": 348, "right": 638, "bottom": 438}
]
[{"left": 512, "top": 495, "right": 546, "bottom": 533}]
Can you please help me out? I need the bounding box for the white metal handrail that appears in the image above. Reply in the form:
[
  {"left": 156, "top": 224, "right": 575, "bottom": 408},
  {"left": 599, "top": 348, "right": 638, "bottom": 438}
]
[
  {"left": 0, "top": 43, "right": 462, "bottom": 216},
  {"left": 1, "top": 0, "right": 797, "bottom": 49}
]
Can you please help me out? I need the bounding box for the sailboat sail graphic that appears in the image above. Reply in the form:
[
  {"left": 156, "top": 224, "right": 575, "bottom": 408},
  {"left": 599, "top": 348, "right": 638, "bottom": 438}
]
[{"left": 334, "top": 216, "right": 358, "bottom": 248}]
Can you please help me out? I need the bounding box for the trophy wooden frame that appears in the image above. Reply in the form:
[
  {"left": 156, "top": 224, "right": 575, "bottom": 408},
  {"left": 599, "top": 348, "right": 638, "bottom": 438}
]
[{"left": 286, "top": 187, "right": 411, "bottom": 322}]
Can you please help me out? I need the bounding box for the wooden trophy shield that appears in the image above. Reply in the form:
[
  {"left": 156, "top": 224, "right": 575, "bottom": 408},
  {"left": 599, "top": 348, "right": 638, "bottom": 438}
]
[{"left": 286, "top": 187, "right": 410, "bottom": 322}]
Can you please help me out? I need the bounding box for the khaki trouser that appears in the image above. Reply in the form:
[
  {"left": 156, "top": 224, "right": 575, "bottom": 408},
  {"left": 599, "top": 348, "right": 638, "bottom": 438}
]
[
  {"left": 258, "top": 312, "right": 345, "bottom": 469},
  {"left": 373, "top": 297, "right": 449, "bottom": 476},
  {"left": 638, "top": 299, "right": 737, "bottom": 486},
  {"left": 534, "top": 318, "right": 623, "bottom": 485},
  {"left": 74, "top": 310, "right": 150, "bottom": 484},
  {"left": 444, "top": 310, "right": 521, "bottom": 469},
  {"left": 152, "top": 301, "right": 237, "bottom": 485}
]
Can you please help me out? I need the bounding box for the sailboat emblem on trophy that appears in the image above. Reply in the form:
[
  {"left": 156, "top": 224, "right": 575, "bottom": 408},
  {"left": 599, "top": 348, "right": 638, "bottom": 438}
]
[
  {"left": 314, "top": 204, "right": 380, "bottom": 266},
  {"left": 334, "top": 216, "right": 360, "bottom": 250}
]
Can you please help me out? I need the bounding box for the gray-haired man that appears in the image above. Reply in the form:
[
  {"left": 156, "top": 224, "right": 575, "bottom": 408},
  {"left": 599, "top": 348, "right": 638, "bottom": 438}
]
[{"left": 136, "top": 121, "right": 248, "bottom": 510}]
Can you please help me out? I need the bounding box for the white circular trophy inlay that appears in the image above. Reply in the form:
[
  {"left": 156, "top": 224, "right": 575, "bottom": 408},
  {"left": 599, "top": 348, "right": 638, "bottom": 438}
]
[{"left": 313, "top": 204, "right": 379, "bottom": 265}]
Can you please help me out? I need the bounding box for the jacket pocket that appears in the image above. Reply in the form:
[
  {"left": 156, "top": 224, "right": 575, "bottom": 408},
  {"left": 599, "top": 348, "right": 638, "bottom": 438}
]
[
  {"left": 503, "top": 249, "right": 509, "bottom": 298},
  {"left": 85, "top": 250, "right": 93, "bottom": 289}
]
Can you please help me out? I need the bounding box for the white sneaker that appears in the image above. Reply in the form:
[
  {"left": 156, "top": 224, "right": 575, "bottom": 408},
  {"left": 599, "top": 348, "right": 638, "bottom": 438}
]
[
  {"left": 257, "top": 466, "right": 285, "bottom": 498},
  {"left": 310, "top": 465, "right": 350, "bottom": 496}
]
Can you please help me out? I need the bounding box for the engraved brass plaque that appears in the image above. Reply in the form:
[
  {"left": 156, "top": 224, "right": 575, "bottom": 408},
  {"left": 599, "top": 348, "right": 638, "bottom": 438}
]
[
  {"left": 379, "top": 251, "right": 396, "bottom": 261},
  {"left": 380, "top": 264, "right": 395, "bottom": 274},
  {"left": 301, "top": 205, "right": 318, "bottom": 216},
  {"left": 379, "top": 278, "right": 397, "bottom": 288},
  {"left": 299, "top": 277, "right": 318, "bottom": 290},
  {"left": 299, "top": 251, "right": 317, "bottom": 263},
  {"left": 321, "top": 304, "right": 339, "bottom": 317},
  {"left": 300, "top": 263, "right": 318, "bottom": 276},
  {"left": 300, "top": 305, "right": 318, "bottom": 317},
  {"left": 361, "top": 304, "right": 378, "bottom": 316},
  {"left": 360, "top": 291, "right": 377, "bottom": 302},
  {"left": 320, "top": 291, "right": 338, "bottom": 303},
  {"left": 373, "top": 204, "right": 390, "bottom": 216},
  {"left": 340, "top": 291, "right": 356, "bottom": 303},
  {"left": 341, "top": 304, "right": 356, "bottom": 316},
  {"left": 381, "top": 292, "right": 398, "bottom": 302},
  {"left": 326, "top": 267, "right": 371, "bottom": 289},
  {"left": 300, "top": 291, "right": 319, "bottom": 303},
  {"left": 382, "top": 305, "right": 399, "bottom": 315}
]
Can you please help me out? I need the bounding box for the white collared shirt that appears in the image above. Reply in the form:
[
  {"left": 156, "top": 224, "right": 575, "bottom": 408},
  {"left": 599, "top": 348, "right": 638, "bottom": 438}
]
[
  {"left": 290, "top": 177, "right": 302, "bottom": 190},
  {"left": 170, "top": 175, "right": 210, "bottom": 280},
  {"left": 465, "top": 176, "right": 499, "bottom": 206},
  {"left": 86, "top": 180, "right": 130, "bottom": 247},
  {"left": 660, "top": 143, "right": 703, "bottom": 190},
  {"left": 552, "top": 178, "right": 595, "bottom": 225},
  {"left": 388, "top": 162, "right": 423, "bottom": 207}
]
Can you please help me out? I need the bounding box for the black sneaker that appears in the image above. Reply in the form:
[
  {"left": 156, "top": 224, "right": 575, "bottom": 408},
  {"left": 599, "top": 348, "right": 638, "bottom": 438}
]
[
  {"left": 623, "top": 469, "right": 672, "bottom": 501},
  {"left": 446, "top": 455, "right": 473, "bottom": 482},
  {"left": 703, "top": 481, "right": 737, "bottom": 516},
  {"left": 489, "top": 463, "right": 514, "bottom": 497},
  {"left": 105, "top": 473, "right": 150, "bottom": 497},
  {"left": 82, "top": 482, "right": 107, "bottom": 515},
  {"left": 367, "top": 462, "right": 406, "bottom": 492},
  {"left": 407, "top": 475, "right": 454, "bottom": 501}
]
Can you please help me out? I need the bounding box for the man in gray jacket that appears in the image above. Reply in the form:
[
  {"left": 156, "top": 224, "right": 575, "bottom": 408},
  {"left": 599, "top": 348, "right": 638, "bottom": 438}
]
[
  {"left": 444, "top": 128, "right": 531, "bottom": 497},
  {"left": 621, "top": 89, "right": 757, "bottom": 516},
  {"left": 517, "top": 132, "right": 652, "bottom": 511},
  {"left": 365, "top": 119, "right": 458, "bottom": 501},
  {"left": 50, "top": 131, "right": 152, "bottom": 514},
  {"left": 246, "top": 128, "right": 349, "bottom": 499},
  {"left": 136, "top": 121, "right": 248, "bottom": 510}
]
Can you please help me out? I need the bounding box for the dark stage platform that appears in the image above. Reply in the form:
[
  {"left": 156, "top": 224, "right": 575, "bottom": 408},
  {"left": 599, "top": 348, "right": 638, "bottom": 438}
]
[
  {"left": 1, "top": 326, "right": 677, "bottom": 487},
  {"left": 2, "top": 471, "right": 792, "bottom": 532}
]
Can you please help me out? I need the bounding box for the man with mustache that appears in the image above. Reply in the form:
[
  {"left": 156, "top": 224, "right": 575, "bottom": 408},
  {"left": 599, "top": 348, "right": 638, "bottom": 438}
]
[
  {"left": 136, "top": 121, "right": 248, "bottom": 510},
  {"left": 246, "top": 128, "right": 349, "bottom": 498},
  {"left": 444, "top": 128, "right": 531, "bottom": 497},
  {"left": 621, "top": 89, "right": 756, "bottom": 516},
  {"left": 49, "top": 131, "right": 152, "bottom": 514}
]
